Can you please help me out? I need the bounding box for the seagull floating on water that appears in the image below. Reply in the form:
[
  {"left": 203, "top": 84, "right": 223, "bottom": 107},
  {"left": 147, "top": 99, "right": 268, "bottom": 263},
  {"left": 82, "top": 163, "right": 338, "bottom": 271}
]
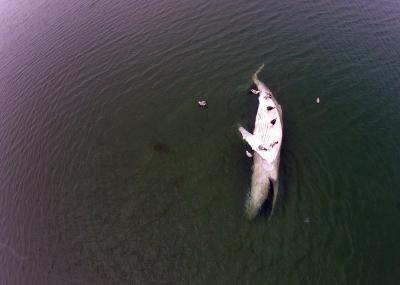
[{"left": 198, "top": 100, "right": 207, "bottom": 107}]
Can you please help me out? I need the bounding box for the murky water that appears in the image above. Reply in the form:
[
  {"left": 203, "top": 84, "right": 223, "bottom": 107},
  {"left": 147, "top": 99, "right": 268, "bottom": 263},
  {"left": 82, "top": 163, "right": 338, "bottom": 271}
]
[{"left": 1, "top": 0, "right": 400, "bottom": 284}]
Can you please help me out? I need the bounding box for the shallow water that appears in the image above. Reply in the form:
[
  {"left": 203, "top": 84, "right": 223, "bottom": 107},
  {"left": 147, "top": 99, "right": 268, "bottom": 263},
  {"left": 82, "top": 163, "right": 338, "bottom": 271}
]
[{"left": 1, "top": 0, "right": 400, "bottom": 284}]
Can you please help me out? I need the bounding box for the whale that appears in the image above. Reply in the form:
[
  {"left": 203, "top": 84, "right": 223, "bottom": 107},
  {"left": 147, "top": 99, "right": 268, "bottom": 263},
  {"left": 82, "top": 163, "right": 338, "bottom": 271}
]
[{"left": 239, "top": 65, "right": 283, "bottom": 219}]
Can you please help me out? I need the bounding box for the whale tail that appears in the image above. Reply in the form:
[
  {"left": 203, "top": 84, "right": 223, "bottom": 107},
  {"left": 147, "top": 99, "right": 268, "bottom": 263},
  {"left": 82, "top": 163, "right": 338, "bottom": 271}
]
[
  {"left": 252, "top": 64, "right": 264, "bottom": 80},
  {"left": 252, "top": 64, "right": 273, "bottom": 96},
  {"left": 252, "top": 64, "right": 266, "bottom": 88}
]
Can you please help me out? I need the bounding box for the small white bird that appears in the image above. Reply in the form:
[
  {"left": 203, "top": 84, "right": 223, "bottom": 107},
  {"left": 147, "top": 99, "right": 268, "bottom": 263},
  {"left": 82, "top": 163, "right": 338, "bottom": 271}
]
[
  {"left": 316, "top": 97, "right": 320, "bottom": 104},
  {"left": 198, "top": 100, "right": 207, "bottom": 107},
  {"left": 245, "top": 150, "right": 253, "bottom": 158}
]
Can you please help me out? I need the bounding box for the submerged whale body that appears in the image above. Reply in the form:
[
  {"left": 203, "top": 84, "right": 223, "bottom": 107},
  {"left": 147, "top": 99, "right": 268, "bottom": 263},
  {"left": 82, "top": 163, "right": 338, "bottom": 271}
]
[{"left": 239, "top": 65, "right": 283, "bottom": 219}]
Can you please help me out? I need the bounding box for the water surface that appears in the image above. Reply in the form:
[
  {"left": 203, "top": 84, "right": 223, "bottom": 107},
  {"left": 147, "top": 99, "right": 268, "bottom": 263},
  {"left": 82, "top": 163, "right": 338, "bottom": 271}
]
[{"left": 1, "top": 0, "right": 400, "bottom": 284}]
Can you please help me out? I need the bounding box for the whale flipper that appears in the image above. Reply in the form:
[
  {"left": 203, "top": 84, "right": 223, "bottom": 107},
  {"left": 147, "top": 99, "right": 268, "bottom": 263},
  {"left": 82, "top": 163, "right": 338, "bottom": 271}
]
[
  {"left": 238, "top": 126, "right": 261, "bottom": 147},
  {"left": 238, "top": 127, "right": 264, "bottom": 154},
  {"left": 238, "top": 126, "right": 252, "bottom": 139}
]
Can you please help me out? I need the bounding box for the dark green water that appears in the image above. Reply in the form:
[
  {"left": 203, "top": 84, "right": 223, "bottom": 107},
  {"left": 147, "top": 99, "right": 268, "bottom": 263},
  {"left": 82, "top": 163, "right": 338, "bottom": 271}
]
[{"left": 1, "top": 0, "right": 400, "bottom": 284}]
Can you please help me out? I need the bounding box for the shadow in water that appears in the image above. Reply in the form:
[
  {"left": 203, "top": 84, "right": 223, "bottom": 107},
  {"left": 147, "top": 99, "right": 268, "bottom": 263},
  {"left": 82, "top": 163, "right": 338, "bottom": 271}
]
[
  {"left": 153, "top": 143, "right": 172, "bottom": 154},
  {"left": 258, "top": 179, "right": 274, "bottom": 218}
]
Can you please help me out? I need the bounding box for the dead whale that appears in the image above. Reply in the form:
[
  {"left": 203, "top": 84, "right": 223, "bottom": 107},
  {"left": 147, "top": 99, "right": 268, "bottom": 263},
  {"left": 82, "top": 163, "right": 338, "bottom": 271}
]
[{"left": 239, "top": 64, "right": 283, "bottom": 219}]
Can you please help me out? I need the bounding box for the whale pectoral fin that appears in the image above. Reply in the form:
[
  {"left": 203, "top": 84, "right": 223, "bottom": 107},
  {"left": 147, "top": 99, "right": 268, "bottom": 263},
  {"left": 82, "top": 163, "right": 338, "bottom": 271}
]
[
  {"left": 238, "top": 127, "right": 259, "bottom": 150},
  {"left": 238, "top": 126, "right": 257, "bottom": 147},
  {"left": 238, "top": 126, "right": 252, "bottom": 139},
  {"left": 239, "top": 127, "right": 267, "bottom": 157}
]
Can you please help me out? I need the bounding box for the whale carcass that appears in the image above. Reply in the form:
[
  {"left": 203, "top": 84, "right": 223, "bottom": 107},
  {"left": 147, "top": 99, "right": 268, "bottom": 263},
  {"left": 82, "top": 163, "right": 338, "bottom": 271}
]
[{"left": 239, "top": 65, "right": 283, "bottom": 219}]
